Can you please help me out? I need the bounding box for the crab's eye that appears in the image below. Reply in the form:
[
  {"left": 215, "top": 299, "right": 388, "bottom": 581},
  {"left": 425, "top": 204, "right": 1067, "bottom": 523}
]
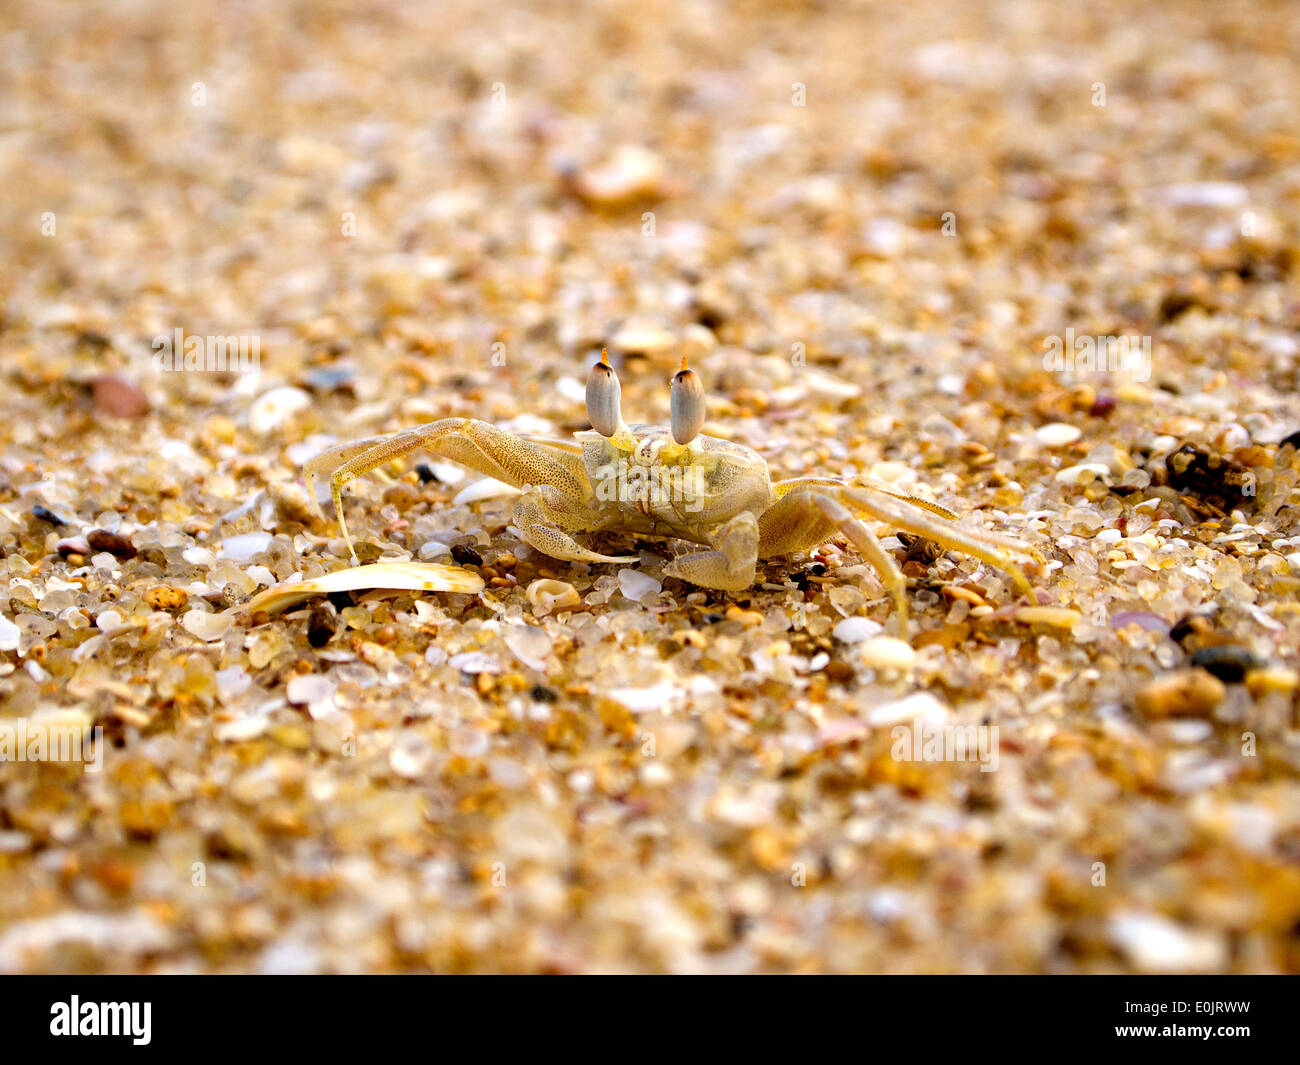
[
  {"left": 586, "top": 348, "right": 624, "bottom": 438},
  {"left": 670, "top": 356, "right": 705, "bottom": 445}
]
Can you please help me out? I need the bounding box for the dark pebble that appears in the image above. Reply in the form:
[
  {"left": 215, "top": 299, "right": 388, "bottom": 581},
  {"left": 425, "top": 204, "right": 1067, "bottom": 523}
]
[
  {"left": 530, "top": 685, "right": 557, "bottom": 703},
  {"left": 451, "top": 544, "right": 483, "bottom": 566},
  {"left": 1169, "top": 609, "right": 1217, "bottom": 648},
  {"left": 91, "top": 374, "right": 150, "bottom": 419},
  {"left": 32, "top": 504, "right": 67, "bottom": 527},
  {"left": 1165, "top": 443, "right": 1256, "bottom": 504},
  {"left": 1189, "top": 645, "right": 1263, "bottom": 685},
  {"left": 307, "top": 607, "right": 335, "bottom": 648},
  {"left": 1089, "top": 393, "right": 1117, "bottom": 418},
  {"left": 1280, "top": 429, "right": 1300, "bottom": 451},
  {"left": 86, "top": 528, "right": 137, "bottom": 559},
  {"left": 415, "top": 463, "right": 438, "bottom": 484},
  {"left": 326, "top": 591, "right": 355, "bottom": 611}
]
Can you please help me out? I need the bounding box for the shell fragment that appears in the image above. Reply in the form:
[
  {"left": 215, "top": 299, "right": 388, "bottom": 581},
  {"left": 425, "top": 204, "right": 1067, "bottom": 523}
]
[{"left": 245, "top": 561, "right": 485, "bottom": 615}]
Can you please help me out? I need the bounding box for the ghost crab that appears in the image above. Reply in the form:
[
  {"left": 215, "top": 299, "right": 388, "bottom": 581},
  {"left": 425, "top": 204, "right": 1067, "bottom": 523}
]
[{"left": 305, "top": 351, "right": 1039, "bottom": 631}]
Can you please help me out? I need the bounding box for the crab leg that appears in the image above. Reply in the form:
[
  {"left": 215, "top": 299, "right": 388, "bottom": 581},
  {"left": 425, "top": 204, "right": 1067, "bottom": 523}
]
[
  {"left": 304, "top": 418, "right": 590, "bottom": 564},
  {"left": 809, "top": 492, "right": 910, "bottom": 628},
  {"left": 840, "top": 485, "right": 1035, "bottom": 597}
]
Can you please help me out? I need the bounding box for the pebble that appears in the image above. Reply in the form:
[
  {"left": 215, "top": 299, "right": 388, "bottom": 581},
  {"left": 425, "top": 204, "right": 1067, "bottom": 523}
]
[
  {"left": 215, "top": 666, "right": 252, "bottom": 702},
  {"left": 86, "top": 529, "right": 137, "bottom": 559},
  {"left": 215, "top": 715, "right": 269, "bottom": 742},
  {"left": 448, "top": 652, "right": 501, "bottom": 675},
  {"left": 605, "top": 682, "right": 680, "bottom": 714},
  {"left": 1109, "top": 912, "right": 1226, "bottom": 973},
  {"left": 1035, "top": 423, "right": 1082, "bottom": 447},
  {"left": 504, "top": 625, "right": 552, "bottom": 671},
  {"left": 1135, "top": 669, "right": 1226, "bottom": 717},
  {"left": 1013, "top": 606, "right": 1082, "bottom": 630},
  {"left": 389, "top": 736, "right": 433, "bottom": 779},
  {"left": 267, "top": 481, "right": 317, "bottom": 524},
  {"left": 610, "top": 320, "right": 676, "bottom": 357},
  {"left": 31, "top": 504, "right": 67, "bottom": 527},
  {"left": 725, "top": 605, "right": 764, "bottom": 627},
  {"left": 181, "top": 609, "right": 234, "bottom": 641},
  {"left": 1150, "top": 181, "right": 1248, "bottom": 208},
  {"left": 618, "top": 569, "right": 661, "bottom": 602},
  {"left": 249, "top": 387, "right": 312, "bottom": 434},
  {"left": 91, "top": 374, "right": 149, "bottom": 418},
  {"left": 1055, "top": 463, "right": 1110, "bottom": 486},
  {"left": 0, "top": 615, "right": 19, "bottom": 652},
  {"left": 452, "top": 477, "right": 520, "bottom": 505},
  {"left": 832, "top": 617, "right": 885, "bottom": 644},
  {"left": 858, "top": 636, "right": 917, "bottom": 671},
  {"left": 1244, "top": 666, "right": 1298, "bottom": 697},
  {"left": 1187, "top": 645, "right": 1262, "bottom": 684},
  {"left": 218, "top": 532, "right": 274, "bottom": 563},
  {"left": 450, "top": 544, "right": 483, "bottom": 566},
  {"left": 865, "top": 692, "right": 950, "bottom": 727},
  {"left": 418, "top": 540, "right": 451, "bottom": 560},
  {"left": 56, "top": 536, "right": 91, "bottom": 557},
  {"left": 569, "top": 145, "right": 667, "bottom": 207},
  {"left": 285, "top": 674, "right": 337, "bottom": 718}
]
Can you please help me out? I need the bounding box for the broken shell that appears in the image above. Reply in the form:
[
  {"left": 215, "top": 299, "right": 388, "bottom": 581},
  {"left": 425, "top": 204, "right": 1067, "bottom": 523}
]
[
  {"left": 526, "top": 578, "right": 581, "bottom": 616},
  {"left": 245, "top": 561, "right": 485, "bottom": 615}
]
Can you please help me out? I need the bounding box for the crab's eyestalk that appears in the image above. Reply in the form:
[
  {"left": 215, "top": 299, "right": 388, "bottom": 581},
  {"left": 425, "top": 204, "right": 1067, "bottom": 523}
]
[
  {"left": 670, "top": 356, "right": 705, "bottom": 445},
  {"left": 586, "top": 348, "right": 625, "bottom": 437}
]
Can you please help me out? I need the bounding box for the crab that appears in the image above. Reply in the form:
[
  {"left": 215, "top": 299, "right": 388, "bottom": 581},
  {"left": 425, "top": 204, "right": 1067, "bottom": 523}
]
[{"left": 304, "top": 351, "right": 1039, "bottom": 631}]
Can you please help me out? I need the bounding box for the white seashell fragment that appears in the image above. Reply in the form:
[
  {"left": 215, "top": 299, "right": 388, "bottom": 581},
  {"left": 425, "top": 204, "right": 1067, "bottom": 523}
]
[
  {"left": 526, "top": 579, "right": 580, "bottom": 616},
  {"left": 618, "top": 569, "right": 661, "bottom": 602},
  {"left": 833, "top": 617, "right": 884, "bottom": 644},
  {"left": 249, "top": 387, "right": 312, "bottom": 434},
  {"left": 1035, "top": 422, "right": 1082, "bottom": 447},
  {"left": 181, "top": 609, "right": 234, "bottom": 641},
  {"left": 245, "top": 562, "right": 484, "bottom": 615},
  {"left": 1056, "top": 463, "right": 1111, "bottom": 485},
  {"left": 0, "top": 615, "right": 18, "bottom": 652},
  {"left": 286, "top": 674, "right": 337, "bottom": 719},
  {"left": 505, "top": 625, "right": 552, "bottom": 671},
  {"left": 859, "top": 636, "right": 917, "bottom": 671},
  {"left": 865, "top": 692, "right": 950, "bottom": 727},
  {"left": 448, "top": 652, "right": 501, "bottom": 675},
  {"left": 452, "top": 477, "right": 521, "bottom": 505},
  {"left": 218, "top": 532, "right": 274, "bottom": 562},
  {"left": 605, "top": 682, "right": 681, "bottom": 714}
]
